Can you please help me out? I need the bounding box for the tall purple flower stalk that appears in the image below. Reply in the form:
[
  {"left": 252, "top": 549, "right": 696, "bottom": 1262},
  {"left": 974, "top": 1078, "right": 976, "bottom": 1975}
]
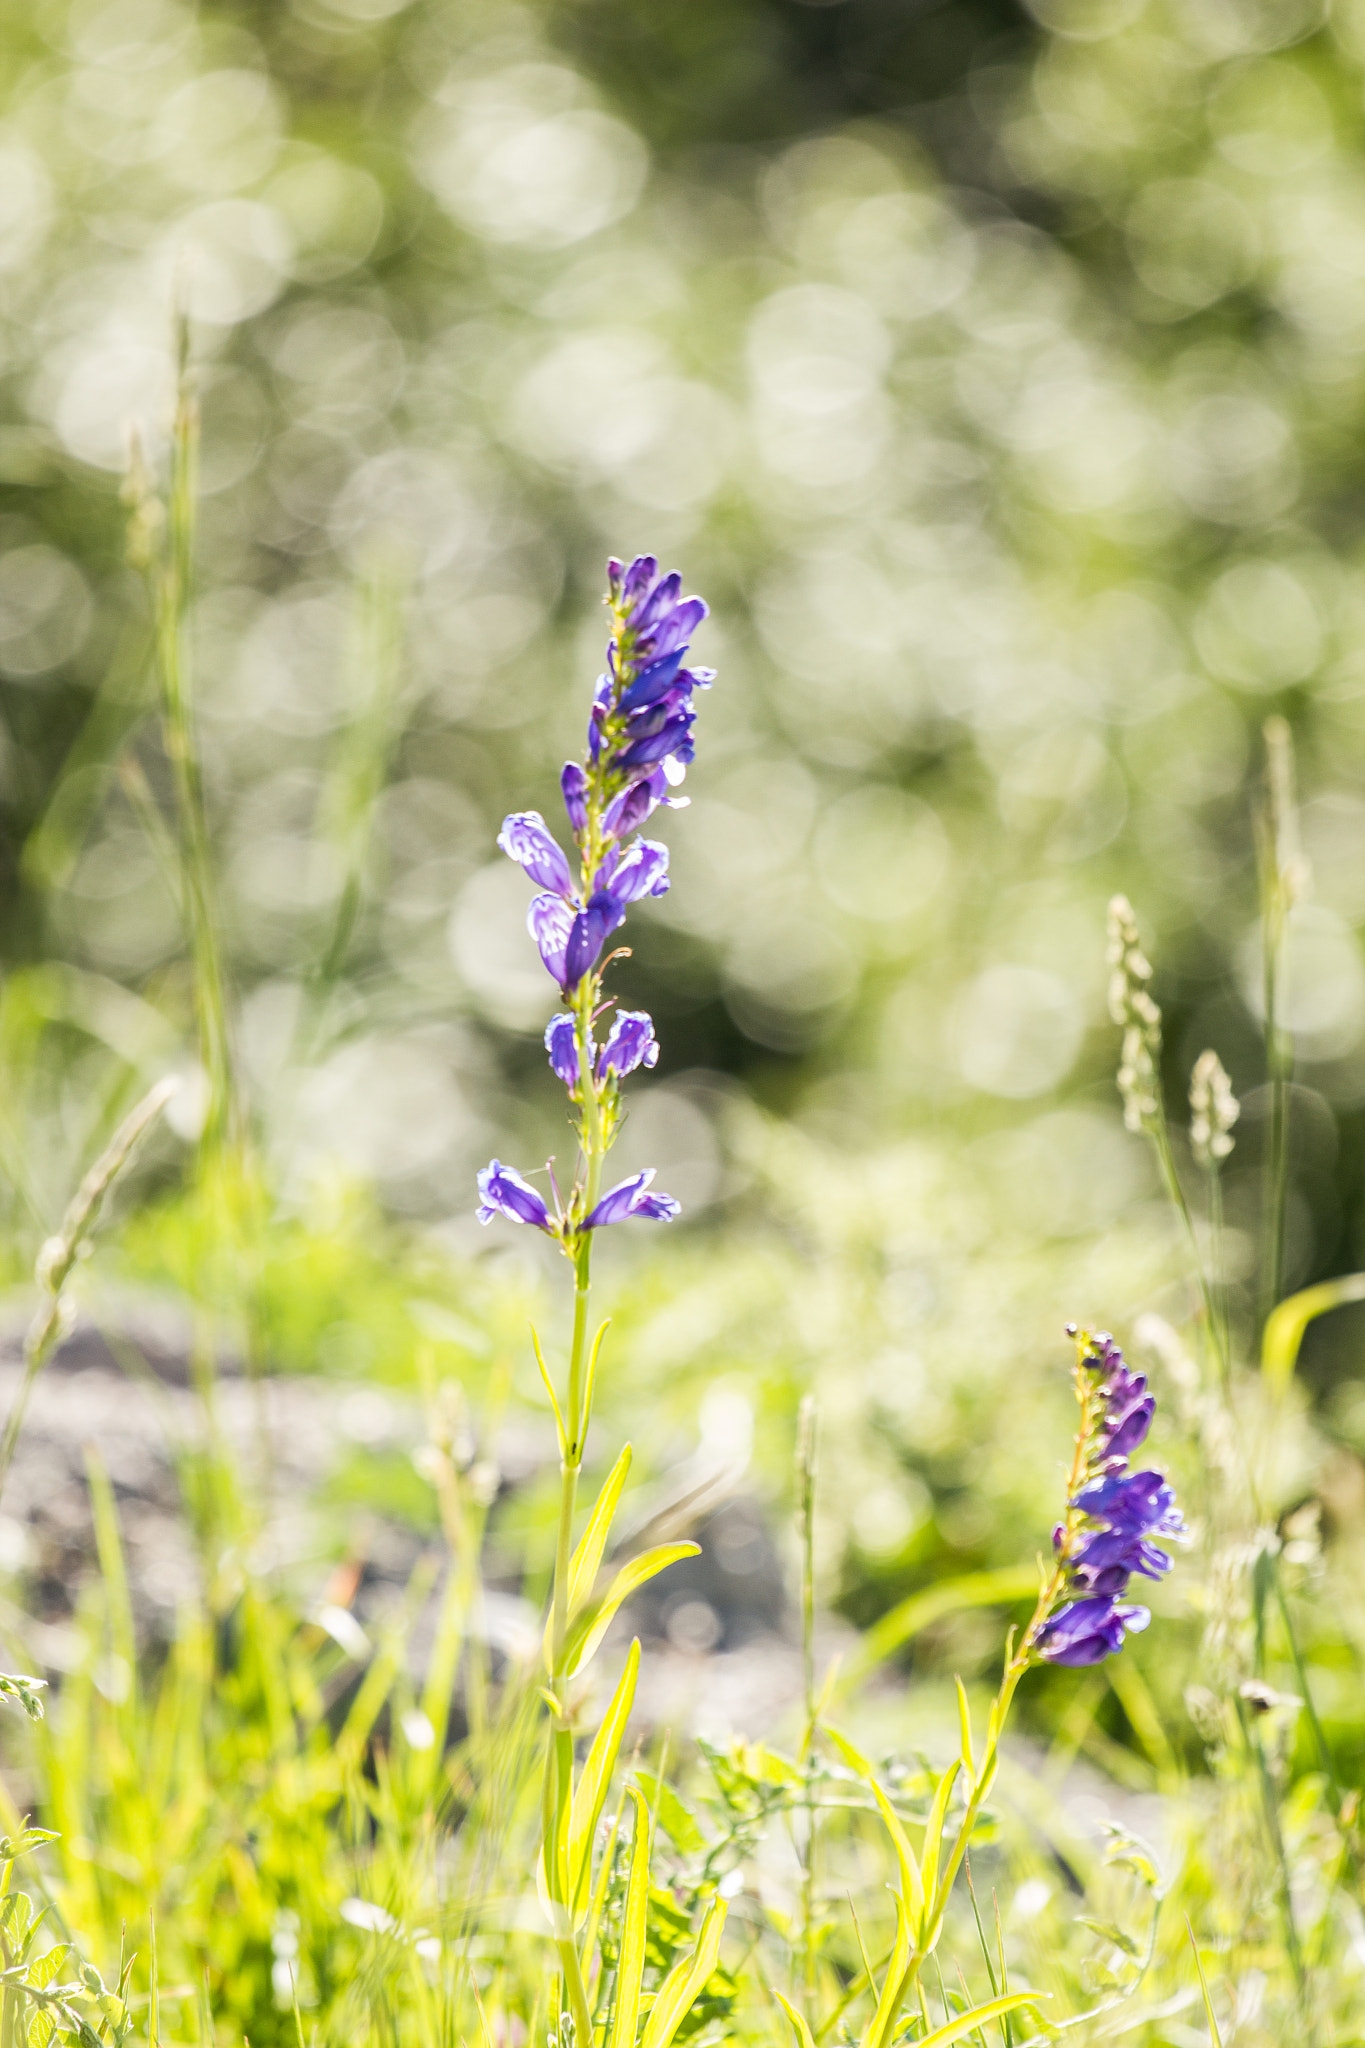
[
  {"left": 476, "top": 556, "right": 713, "bottom": 1245},
  {"left": 1026, "top": 1327, "right": 1185, "bottom": 1668}
]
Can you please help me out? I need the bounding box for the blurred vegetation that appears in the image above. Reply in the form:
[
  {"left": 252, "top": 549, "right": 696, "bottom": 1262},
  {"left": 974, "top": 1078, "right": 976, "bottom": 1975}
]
[{"left": 6, "top": 0, "right": 1365, "bottom": 2040}]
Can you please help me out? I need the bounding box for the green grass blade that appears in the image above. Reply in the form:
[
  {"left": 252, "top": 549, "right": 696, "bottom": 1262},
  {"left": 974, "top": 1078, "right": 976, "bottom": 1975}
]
[
  {"left": 606, "top": 1787, "right": 652, "bottom": 2048},
  {"left": 1186, "top": 1918, "right": 1224, "bottom": 2046},
  {"left": 913, "top": 1993, "right": 1044, "bottom": 2047},
  {"left": 638, "top": 1895, "right": 727, "bottom": 2048},
  {"left": 774, "top": 1989, "right": 816, "bottom": 2048},
  {"left": 859, "top": 1890, "right": 910, "bottom": 2048},
  {"left": 920, "top": 1758, "right": 962, "bottom": 1929}
]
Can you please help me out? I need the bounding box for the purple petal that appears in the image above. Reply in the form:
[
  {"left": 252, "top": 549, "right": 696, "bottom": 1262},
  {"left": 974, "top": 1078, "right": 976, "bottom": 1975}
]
[
  {"left": 1035, "top": 1592, "right": 1153, "bottom": 1666},
  {"left": 596, "top": 838, "right": 669, "bottom": 904},
  {"left": 561, "top": 762, "right": 589, "bottom": 835},
  {"left": 629, "top": 569, "right": 680, "bottom": 631},
  {"left": 585, "top": 1169, "right": 681, "bottom": 1229},
  {"left": 528, "top": 893, "right": 574, "bottom": 984},
  {"left": 598, "top": 1010, "right": 660, "bottom": 1080},
  {"left": 476, "top": 1159, "right": 552, "bottom": 1231},
  {"left": 602, "top": 775, "right": 662, "bottom": 838},
  {"left": 618, "top": 649, "right": 687, "bottom": 714},
  {"left": 545, "top": 1014, "right": 584, "bottom": 1090},
  {"left": 638, "top": 596, "right": 707, "bottom": 660},
  {"left": 621, "top": 555, "right": 657, "bottom": 606},
  {"left": 617, "top": 712, "right": 695, "bottom": 772},
  {"left": 497, "top": 811, "right": 573, "bottom": 896}
]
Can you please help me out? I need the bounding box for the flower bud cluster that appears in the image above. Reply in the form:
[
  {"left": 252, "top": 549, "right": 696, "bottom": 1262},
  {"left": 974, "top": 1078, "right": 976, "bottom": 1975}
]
[
  {"left": 476, "top": 558, "right": 713, "bottom": 1247},
  {"left": 1030, "top": 1327, "right": 1185, "bottom": 1668},
  {"left": 1107, "top": 894, "right": 1162, "bottom": 1136},
  {"left": 1189, "top": 1048, "right": 1239, "bottom": 1171}
]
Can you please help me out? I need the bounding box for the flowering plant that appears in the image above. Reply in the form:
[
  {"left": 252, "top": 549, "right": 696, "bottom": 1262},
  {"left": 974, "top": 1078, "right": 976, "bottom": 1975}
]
[{"left": 475, "top": 557, "right": 724, "bottom": 2047}]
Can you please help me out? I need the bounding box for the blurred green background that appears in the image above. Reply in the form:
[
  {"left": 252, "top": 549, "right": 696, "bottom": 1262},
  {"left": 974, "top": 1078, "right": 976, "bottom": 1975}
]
[{"left": 4, "top": 0, "right": 1365, "bottom": 1647}]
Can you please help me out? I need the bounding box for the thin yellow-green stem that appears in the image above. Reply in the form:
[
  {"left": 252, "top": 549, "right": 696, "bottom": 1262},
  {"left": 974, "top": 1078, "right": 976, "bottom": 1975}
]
[{"left": 153, "top": 353, "right": 235, "bottom": 1164}]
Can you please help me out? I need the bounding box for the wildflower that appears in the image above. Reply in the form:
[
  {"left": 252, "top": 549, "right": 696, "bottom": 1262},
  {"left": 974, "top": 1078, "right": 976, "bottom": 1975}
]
[
  {"left": 598, "top": 1011, "right": 659, "bottom": 1081},
  {"left": 1029, "top": 1327, "right": 1184, "bottom": 1670},
  {"left": 477, "top": 555, "right": 707, "bottom": 1245},
  {"left": 1033, "top": 1596, "right": 1152, "bottom": 1667},
  {"left": 585, "top": 1171, "right": 680, "bottom": 1228},
  {"left": 545, "top": 1015, "right": 585, "bottom": 1091},
  {"left": 1189, "top": 1048, "right": 1239, "bottom": 1170},
  {"left": 476, "top": 1161, "right": 553, "bottom": 1232}
]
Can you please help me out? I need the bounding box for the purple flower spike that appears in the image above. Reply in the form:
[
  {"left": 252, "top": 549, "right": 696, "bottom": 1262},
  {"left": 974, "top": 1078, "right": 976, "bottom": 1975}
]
[
  {"left": 1035, "top": 1597, "right": 1150, "bottom": 1667},
  {"left": 477, "top": 1160, "right": 554, "bottom": 1231},
  {"left": 545, "top": 1014, "right": 585, "bottom": 1090},
  {"left": 585, "top": 1169, "right": 680, "bottom": 1228},
  {"left": 498, "top": 811, "right": 574, "bottom": 896},
  {"left": 599, "top": 1010, "right": 660, "bottom": 1081}
]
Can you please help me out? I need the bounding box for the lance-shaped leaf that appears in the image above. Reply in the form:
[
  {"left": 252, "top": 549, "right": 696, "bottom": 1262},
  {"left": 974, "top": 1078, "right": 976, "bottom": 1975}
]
[
  {"left": 918, "top": 1757, "right": 961, "bottom": 1941},
  {"left": 859, "top": 1889, "right": 912, "bottom": 2048},
  {"left": 542, "top": 1445, "right": 634, "bottom": 1668},
  {"left": 567, "top": 1639, "right": 639, "bottom": 1926},
  {"left": 824, "top": 1726, "right": 925, "bottom": 1928},
  {"left": 606, "top": 1787, "right": 653, "bottom": 2048},
  {"left": 564, "top": 1543, "right": 700, "bottom": 1677},
  {"left": 773, "top": 1990, "right": 815, "bottom": 2048},
  {"left": 914, "top": 1991, "right": 1045, "bottom": 2046},
  {"left": 955, "top": 1678, "right": 974, "bottom": 1784},
  {"left": 638, "top": 1894, "right": 727, "bottom": 2048}
]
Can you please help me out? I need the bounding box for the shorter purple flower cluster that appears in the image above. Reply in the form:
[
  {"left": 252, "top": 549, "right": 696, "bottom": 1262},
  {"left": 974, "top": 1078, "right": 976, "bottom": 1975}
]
[
  {"left": 1031, "top": 1329, "right": 1184, "bottom": 1669},
  {"left": 476, "top": 557, "right": 712, "bottom": 1247}
]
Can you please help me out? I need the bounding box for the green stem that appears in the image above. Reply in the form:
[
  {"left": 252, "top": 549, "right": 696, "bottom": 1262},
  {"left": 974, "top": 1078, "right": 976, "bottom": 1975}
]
[{"left": 154, "top": 359, "right": 235, "bottom": 1165}]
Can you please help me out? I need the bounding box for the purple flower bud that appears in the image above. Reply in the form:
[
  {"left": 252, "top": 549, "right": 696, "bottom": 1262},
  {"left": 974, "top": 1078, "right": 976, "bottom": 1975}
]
[
  {"left": 584, "top": 1169, "right": 681, "bottom": 1229},
  {"left": 598, "top": 1010, "right": 660, "bottom": 1081},
  {"left": 564, "top": 891, "right": 625, "bottom": 988},
  {"left": 640, "top": 597, "right": 708, "bottom": 660},
  {"left": 621, "top": 555, "right": 657, "bottom": 606},
  {"left": 1072, "top": 1469, "right": 1185, "bottom": 1541},
  {"left": 477, "top": 1160, "right": 553, "bottom": 1231},
  {"left": 618, "top": 649, "right": 688, "bottom": 715},
  {"left": 1034, "top": 1597, "right": 1150, "bottom": 1667},
  {"left": 545, "top": 1014, "right": 585, "bottom": 1090},
  {"left": 603, "top": 775, "right": 662, "bottom": 837},
  {"left": 596, "top": 838, "right": 669, "bottom": 903},
  {"left": 629, "top": 569, "right": 681, "bottom": 632},
  {"left": 617, "top": 711, "right": 695, "bottom": 772},
  {"left": 498, "top": 811, "right": 573, "bottom": 897},
  {"left": 528, "top": 893, "right": 574, "bottom": 985},
  {"left": 561, "top": 762, "right": 589, "bottom": 835}
]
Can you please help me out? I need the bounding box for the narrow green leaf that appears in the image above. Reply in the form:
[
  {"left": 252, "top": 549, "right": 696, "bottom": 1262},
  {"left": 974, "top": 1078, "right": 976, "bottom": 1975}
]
[
  {"left": 955, "top": 1678, "right": 975, "bottom": 1783},
  {"left": 606, "top": 1787, "right": 652, "bottom": 2048},
  {"left": 568, "top": 1446, "right": 633, "bottom": 1614},
  {"left": 914, "top": 1992, "right": 1045, "bottom": 2047},
  {"left": 1077, "top": 1917, "right": 1141, "bottom": 1959},
  {"left": 567, "top": 1639, "right": 639, "bottom": 1925},
  {"left": 772, "top": 1990, "right": 815, "bottom": 2048},
  {"left": 529, "top": 1325, "right": 567, "bottom": 1452},
  {"left": 1262, "top": 1272, "right": 1365, "bottom": 1398},
  {"left": 1186, "top": 1918, "right": 1225, "bottom": 2047},
  {"left": 824, "top": 1725, "right": 925, "bottom": 1928},
  {"left": 565, "top": 1543, "right": 700, "bottom": 1677},
  {"left": 859, "top": 1889, "right": 911, "bottom": 2048},
  {"left": 638, "top": 1895, "right": 727, "bottom": 2048},
  {"left": 920, "top": 1758, "right": 962, "bottom": 1926}
]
